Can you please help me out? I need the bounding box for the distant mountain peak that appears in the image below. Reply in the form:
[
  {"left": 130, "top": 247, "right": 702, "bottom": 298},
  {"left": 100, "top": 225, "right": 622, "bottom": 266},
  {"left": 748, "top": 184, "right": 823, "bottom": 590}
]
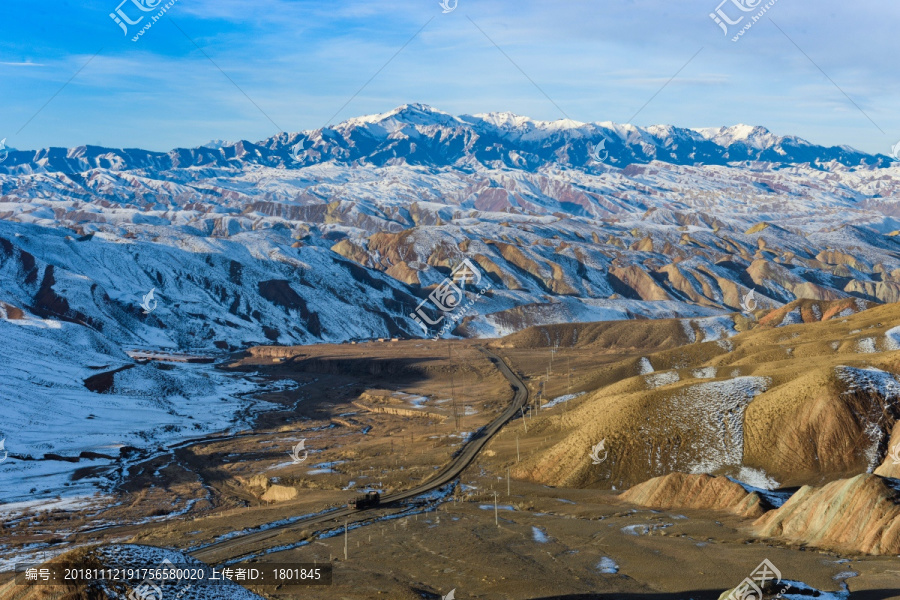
[
  {"left": 202, "top": 139, "right": 236, "bottom": 150},
  {"left": 338, "top": 103, "right": 459, "bottom": 129},
  {"left": 467, "top": 111, "right": 586, "bottom": 131},
  {"left": 692, "top": 124, "right": 790, "bottom": 151}
]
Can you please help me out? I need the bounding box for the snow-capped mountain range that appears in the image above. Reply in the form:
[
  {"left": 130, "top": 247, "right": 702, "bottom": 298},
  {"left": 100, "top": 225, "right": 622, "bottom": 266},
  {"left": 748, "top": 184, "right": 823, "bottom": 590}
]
[
  {"left": 1, "top": 102, "right": 900, "bottom": 353},
  {"left": 0, "top": 103, "right": 890, "bottom": 176}
]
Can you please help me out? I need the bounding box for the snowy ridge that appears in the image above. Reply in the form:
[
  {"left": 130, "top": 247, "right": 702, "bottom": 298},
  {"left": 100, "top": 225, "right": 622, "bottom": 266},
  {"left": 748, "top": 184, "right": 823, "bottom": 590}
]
[
  {"left": 835, "top": 366, "right": 900, "bottom": 472},
  {"left": 672, "top": 376, "right": 770, "bottom": 475}
]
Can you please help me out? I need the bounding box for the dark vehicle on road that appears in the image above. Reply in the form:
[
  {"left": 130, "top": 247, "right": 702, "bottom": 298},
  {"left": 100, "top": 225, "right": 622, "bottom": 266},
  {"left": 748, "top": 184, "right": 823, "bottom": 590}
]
[{"left": 348, "top": 491, "right": 380, "bottom": 510}]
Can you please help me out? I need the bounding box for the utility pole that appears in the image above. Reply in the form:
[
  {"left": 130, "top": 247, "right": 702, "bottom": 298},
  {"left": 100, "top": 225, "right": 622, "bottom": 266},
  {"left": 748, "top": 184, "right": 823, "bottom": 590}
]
[
  {"left": 507, "top": 467, "right": 510, "bottom": 496},
  {"left": 516, "top": 435, "right": 520, "bottom": 462},
  {"left": 344, "top": 520, "right": 348, "bottom": 560},
  {"left": 449, "top": 340, "right": 460, "bottom": 430},
  {"left": 493, "top": 491, "right": 499, "bottom": 527}
]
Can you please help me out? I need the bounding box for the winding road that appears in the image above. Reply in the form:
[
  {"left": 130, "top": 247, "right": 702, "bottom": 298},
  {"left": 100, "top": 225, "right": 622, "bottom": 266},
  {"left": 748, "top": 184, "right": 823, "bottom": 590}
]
[{"left": 192, "top": 347, "right": 529, "bottom": 563}]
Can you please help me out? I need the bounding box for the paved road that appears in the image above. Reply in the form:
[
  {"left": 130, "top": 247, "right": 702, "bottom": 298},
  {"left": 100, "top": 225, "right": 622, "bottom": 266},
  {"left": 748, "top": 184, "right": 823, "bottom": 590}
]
[{"left": 192, "top": 347, "right": 528, "bottom": 563}]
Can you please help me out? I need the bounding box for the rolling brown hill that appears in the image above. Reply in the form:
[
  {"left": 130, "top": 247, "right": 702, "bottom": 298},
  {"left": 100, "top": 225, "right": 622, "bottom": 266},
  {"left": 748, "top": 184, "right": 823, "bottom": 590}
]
[
  {"left": 619, "top": 472, "right": 769, "bottom": 517},
  {"left": 753, "top": 474, "right": 900, "bottom": 555},
  {"left": 508, "top": 299, "right": 900, "bottom": 491}
]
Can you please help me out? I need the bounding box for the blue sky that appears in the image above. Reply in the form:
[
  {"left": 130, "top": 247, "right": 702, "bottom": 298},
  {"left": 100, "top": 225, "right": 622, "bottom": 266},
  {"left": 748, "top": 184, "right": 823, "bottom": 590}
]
[{"left": 0, "top": 0, "right": 896, "bottom": 153}]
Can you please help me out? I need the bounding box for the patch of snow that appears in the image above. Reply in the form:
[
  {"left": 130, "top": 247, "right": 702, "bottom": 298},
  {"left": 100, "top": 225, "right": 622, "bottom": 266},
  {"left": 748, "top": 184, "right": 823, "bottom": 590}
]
[
  {"left": 638, "top": 357, "right": 654, "bottom": 374},
  {"left": 856, "top": 337, "right": 877, "bottom": 353},
  {"left": 670, "top": 377, "right": 770, "bottom": 474},
  {"left": 779, "top": 309, "right": 803, "bottom": 326},
  {"left": 596, "top": 557, "right": 619, "bottom": 574},
  {"left": 727, "top": 475, "right": 792, "bottom": 508},
  {"left": 693, "top": 316, "right": 737, "bottom": 342},
  {"left": 543, "top": 392, "right": 585, "bottom": 409},
  {"left": 645, "top": 371, "right": 680, "bottom": 389},
  {"left": 531, "top": 526, "right": 550, "bottom": 543},
  {"left": 692, "top": 367, "right": 717, "bottom": 379},
  {"left": 392, "top": 392, "right": 429, "bottom": 408},
  {"left": 479, "top": 504, "right": 516, "bottom": 512},
  {"left": 735, "top": 467, "right": 780, "bottom": 491},
  {"left": 680, "top": 319, "right": 697, "bottom": 343},
  {"left": 885, "top": 325, "right": 900, "bottom": 351},
  {"left": 307, "top": 460, "right": 345, "bottom": 475},
  {"left": 621, "top": 524, "right": 650, "bottom": 536},
  {"left": 620, "top": 523, "right": 672, "bottom": 536}
]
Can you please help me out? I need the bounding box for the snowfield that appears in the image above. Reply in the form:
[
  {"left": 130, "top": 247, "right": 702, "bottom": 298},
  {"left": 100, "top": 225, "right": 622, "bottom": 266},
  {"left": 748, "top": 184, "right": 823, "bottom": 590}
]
[
  {"left": 0, "top": 317, "right": 273, "bottom": 508},
  {"left": 669, "top": 376, "right": 770, "bottom": 475},
  {"left": 94, "top": 545, "right": 266, "bottom": 599}
]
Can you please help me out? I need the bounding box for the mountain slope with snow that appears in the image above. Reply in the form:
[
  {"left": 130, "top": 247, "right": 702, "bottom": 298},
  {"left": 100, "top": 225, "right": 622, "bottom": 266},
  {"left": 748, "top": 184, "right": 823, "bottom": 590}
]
[{"left": 1, "top": 105, "right": 900, "bottom": 350}]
